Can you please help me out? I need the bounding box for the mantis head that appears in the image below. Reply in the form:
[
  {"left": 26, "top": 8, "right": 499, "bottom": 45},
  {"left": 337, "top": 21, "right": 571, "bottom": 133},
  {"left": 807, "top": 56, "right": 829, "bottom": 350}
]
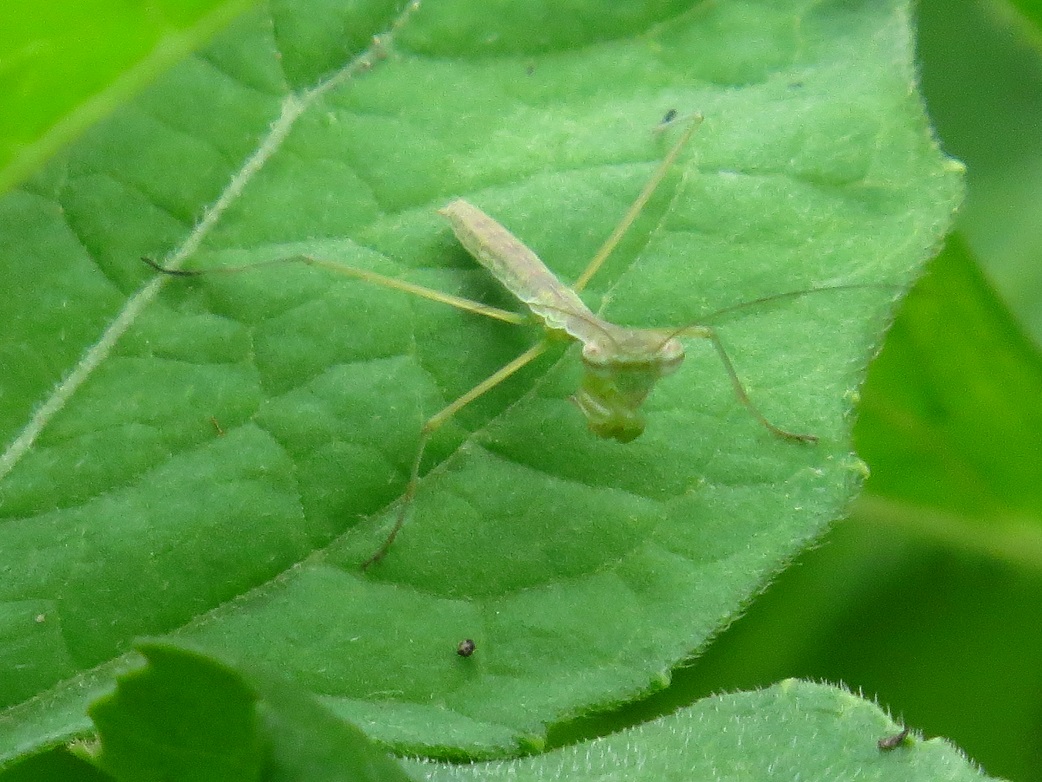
[{"left": 572, "top": 330, "right": 685, "bottom": 443}]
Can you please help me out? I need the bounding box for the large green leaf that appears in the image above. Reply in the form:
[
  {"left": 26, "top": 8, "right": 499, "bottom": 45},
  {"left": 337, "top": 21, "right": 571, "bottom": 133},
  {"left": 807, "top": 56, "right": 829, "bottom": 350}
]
[
  {"left": 413, "top": 680, "right": 989, "bottom": 782},
  {"left": 0, "top": 0, "right": 961, "bottom": 765}
]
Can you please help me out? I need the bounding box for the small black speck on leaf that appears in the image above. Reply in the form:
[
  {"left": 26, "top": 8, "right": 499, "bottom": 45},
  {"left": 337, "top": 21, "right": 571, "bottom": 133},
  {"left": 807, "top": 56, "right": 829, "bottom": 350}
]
[{"left": 457, "top": 639, "right": 476, "bottom": 657}]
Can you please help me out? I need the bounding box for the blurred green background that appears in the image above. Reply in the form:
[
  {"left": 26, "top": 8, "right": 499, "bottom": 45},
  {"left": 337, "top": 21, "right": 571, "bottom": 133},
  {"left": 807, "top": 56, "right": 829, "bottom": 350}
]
[
  {"left": 552, "top": 2, "right": 1042, "bottom": 780},
  {"left": 2, "top": 0, "right": 1039, "bottom": 778}
]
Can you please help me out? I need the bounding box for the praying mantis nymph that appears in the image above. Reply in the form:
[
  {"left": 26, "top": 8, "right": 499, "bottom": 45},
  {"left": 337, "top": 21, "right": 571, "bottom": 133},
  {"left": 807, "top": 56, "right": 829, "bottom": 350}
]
[{"left": 144, "top": 113, "right": 817, "bottom": 570}]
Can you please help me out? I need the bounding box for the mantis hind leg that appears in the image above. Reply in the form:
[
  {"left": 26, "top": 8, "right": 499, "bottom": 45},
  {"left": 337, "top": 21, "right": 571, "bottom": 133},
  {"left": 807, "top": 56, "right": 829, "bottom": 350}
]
[{"left": 360, "top": 341, "right": 550, "bottom": 570}]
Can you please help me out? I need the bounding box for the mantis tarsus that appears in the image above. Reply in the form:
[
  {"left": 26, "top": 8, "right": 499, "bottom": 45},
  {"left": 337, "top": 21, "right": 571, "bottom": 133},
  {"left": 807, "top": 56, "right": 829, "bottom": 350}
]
[{"left": 144, "top": 114, "right": 817, "bottom": 571}]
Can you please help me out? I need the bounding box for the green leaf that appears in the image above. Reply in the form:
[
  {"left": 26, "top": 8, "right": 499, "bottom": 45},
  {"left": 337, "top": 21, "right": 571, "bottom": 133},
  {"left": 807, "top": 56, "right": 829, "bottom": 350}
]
[
  {"left": 407, "top": 680, "right": 991, "bottom": 781},
  {"left": 87, "top": 641, "right": 411, "bottom": 782},
  {"left": 89, "top": 642, "right": 264, "bottom": 782},
  {"left": 0, "top": 746, "right": 112, "bottom": 782},
  {"left": 0, "top": 0, "right": 961, "bottom": 768},
  {"left": 0, "top": 0, "right": 257, "bottom": 196}
]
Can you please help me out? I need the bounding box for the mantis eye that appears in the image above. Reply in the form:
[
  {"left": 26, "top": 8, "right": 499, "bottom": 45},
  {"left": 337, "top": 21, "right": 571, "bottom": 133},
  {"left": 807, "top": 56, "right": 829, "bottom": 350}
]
[
  {"left": 658, "top": 337, "right": 684, "bottom": 362},
  {"left": 580, "top": 341, "right": 610, "bottom": 366}
]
